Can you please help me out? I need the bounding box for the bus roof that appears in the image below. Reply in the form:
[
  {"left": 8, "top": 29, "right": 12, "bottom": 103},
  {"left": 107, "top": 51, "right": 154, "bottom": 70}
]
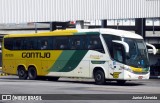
[
  {"left": 4, "top": 28, "right": 143, "bottom": 39},
  {"left": 3, "top": 29, "right": 78, "bottom": 38},
  {"left": 77, "top": 29, "right": 143, "bottom": 39}
]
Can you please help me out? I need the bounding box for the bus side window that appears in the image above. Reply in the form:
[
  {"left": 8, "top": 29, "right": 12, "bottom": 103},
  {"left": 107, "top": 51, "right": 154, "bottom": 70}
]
[
  {"left": 37, "top": 37, "right": 53, "bottom": 50},
  {"left": 27, "top": 41, "right": 33, "bottom": 50},
  {"left": 22, "top": 39, "right": 27, "bottom": 50},
  {"left": 14, "top": 39, "right": 23, "bottom": 50},
  {"left": 26, "top": 38, "right": 37, "bottom": 50},
  {"left": 55, "top": 37, "right": 69, "bottom": 50},
  {"left": 41, "top": 40, "right": 48, "bottom": 50},
  {"left": 88, "top": 35, "right": 104, "bottom": 53},
  {"left": 4, "top": 38, "right": 13, "bottom": 50},
  {"left": 70, "top": 36, "right": 82, "bottom": 50}
]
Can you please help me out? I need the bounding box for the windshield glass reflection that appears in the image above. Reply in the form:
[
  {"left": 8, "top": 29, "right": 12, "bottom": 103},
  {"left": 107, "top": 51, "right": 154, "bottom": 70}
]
[{"left": 123, "top": 38, "right": 149, "bottom": 68}]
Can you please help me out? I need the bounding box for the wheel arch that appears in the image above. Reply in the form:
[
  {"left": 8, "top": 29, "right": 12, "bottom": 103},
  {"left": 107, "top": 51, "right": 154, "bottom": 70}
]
[
  {"left": 28, "top": 65, "right": 38, "bottom": 73},
  {"left": 92, "top": 66, "right": 106, "bottom": 78},
  {"left": 17, "top": 65, "right": 27, "bottom": 74},
  {"left": 28, "top": 65, "right": 36, "bottom": 70}
]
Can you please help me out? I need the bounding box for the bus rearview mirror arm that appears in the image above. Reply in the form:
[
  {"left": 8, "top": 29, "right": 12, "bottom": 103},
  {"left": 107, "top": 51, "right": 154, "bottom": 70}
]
[
  {"left": 146, "top": 42, "right": 157, "bottom": 55},
  {"left": 112, "top": 40, "right": 129, "bottom": 53}
]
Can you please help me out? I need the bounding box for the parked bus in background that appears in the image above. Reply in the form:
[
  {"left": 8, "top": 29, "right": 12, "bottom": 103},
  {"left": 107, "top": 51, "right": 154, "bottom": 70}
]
[{"left": 2, "top": 29, "right": 157, "bottom": 85}]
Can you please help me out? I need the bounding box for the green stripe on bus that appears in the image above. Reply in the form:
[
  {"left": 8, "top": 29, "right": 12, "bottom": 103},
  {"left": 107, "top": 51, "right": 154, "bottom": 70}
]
[
  {"left": 59, "top": 50, "right": 88, "bottom": 72},
  {"left": 49, "top": 50, "right": 76, "bottom": 72}
]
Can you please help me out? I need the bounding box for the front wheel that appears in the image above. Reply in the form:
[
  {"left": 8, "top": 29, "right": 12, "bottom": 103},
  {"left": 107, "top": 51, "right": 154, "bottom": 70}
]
[
  {"left": 28, "top": 66, "right": 37, "bottom": 80},
  {"left": 17, "top": 66, "right": 28, "bottom": 80},
  {"left": 94, "top": 70, "right": 106, "bottom": 85}
]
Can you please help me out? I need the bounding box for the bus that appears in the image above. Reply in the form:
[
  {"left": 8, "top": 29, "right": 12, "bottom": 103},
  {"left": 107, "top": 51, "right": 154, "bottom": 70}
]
[{"left": 2, "top": 29, "right": 157, "bottom": 85}]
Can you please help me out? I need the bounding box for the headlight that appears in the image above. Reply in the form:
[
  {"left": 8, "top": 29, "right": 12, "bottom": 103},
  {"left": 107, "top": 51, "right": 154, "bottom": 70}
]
[{"left": 121, "top": 65, "right": 133, "bottom": 72}]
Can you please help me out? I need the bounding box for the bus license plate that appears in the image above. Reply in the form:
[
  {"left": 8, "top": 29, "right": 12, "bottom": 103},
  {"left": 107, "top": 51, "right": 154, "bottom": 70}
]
[{"left": 138, "top": 76, "right": 143, "bottom": 79}]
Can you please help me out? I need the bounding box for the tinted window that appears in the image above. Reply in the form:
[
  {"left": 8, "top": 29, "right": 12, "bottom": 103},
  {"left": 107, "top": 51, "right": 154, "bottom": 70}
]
[
  {"left": 103, "top": 34, "right": 121, "bottom": 58},
  {"left": 113, "top": 43, "right": 125, "bottom": 63},
  {"left": 87, "top": 35, "right": 104, "bottom": 53},
  {"left": 69, "top": 35, "right": 85, "bottom": 50},
  {"left": 14, "top": 39, "right": 25, "bottom": 50},
  {"left": 21, "top": 39, "right": 28, "bottom": 50},
  {"left": 37, "top": 37, "right": 53, "bottom": 50},
  {"left": 4, "top": 35, "right": 104, "bottom": 52},
  {"left": 25, "top": 38, "right": 37, "bottom": 50},
  {"left": 55, "top": 37, "right": 69, "bottom": 50},
  {"left": 4, "top": 37, "right": 54, "bottom": 50},
  {"left": 4, "top": 38, "right": 14, "bottom": 50}
]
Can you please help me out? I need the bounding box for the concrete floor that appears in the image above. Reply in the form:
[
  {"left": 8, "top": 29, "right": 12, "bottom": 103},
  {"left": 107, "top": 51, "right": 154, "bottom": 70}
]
[{"left": 0, "top": 76, "right": 160, "bottom": 103}]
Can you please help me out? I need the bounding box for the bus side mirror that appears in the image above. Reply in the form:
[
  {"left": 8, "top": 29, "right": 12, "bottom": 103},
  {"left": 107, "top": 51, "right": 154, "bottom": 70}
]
[
  {"left": 146, "top": 43, "right": 157, "bottom": 55},
  {"left": 112, "top": 40, "right": 129, "bottom": 53}
]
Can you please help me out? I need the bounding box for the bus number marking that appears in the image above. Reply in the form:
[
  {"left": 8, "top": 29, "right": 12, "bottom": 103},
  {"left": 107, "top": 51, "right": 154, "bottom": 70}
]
[{"left": 5, "top": 54, "right": 14, "bottom": 57}]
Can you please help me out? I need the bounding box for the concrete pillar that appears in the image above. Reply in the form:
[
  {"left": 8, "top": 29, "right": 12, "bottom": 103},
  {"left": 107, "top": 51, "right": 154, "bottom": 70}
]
[
  {"left": 101, "top": 20, "right": 107, "bottom": 28},
  {"left": 76, "top": 20, "right": 84, "bottom": 29},
  {"left": 135, "top": 18, "right": 146, "bottom": 39}
]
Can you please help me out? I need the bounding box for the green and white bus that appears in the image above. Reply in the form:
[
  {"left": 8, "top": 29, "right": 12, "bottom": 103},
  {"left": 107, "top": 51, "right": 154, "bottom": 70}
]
[{"left": 2, "top": 29, "right": 156, "bottom": 85}]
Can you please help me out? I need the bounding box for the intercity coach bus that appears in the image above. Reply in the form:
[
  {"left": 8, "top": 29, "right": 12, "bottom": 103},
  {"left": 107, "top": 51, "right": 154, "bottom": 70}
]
[{"left": 2, "top": 29, "right": 156, "bottom": 85}]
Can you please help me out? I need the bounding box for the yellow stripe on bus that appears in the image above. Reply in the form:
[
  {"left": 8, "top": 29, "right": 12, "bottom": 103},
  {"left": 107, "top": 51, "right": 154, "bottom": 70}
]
[
  {"left": 130, "top": 66, "right": 143, "bottom": 73},
  {"left": 40, "top": 50, "right": 63, "bottom": 76},
  {"left": 4, "top": 30, "right": 78, "bottom": 38}
]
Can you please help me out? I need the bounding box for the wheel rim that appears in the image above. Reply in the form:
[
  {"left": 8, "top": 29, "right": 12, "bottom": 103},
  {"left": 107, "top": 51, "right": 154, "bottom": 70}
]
[
  {"left": 19, "top": 69, "right": 25, "bottom": 77},
  {"left": 96, "top": 74, "right": 102, "bottom": 81}
]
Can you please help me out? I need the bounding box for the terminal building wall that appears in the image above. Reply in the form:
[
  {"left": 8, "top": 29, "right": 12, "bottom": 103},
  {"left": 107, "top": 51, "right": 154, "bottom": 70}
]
[{"left": 0, "top": 0, "right": 160, "bottom": 23}]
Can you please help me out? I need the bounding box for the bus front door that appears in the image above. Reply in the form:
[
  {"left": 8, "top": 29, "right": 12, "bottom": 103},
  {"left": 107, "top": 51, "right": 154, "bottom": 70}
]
[{"left": 109, "top": 43, "right": 125, "bottom": 79}]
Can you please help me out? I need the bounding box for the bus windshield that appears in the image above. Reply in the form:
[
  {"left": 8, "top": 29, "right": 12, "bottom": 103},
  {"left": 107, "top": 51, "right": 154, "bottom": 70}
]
[{"left": 123, "top": 38, "right": 149, "bottom": 68}]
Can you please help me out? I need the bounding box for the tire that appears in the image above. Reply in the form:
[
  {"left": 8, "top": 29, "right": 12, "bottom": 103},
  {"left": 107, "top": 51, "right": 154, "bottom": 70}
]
[
  {"left": 28, "top": 66, "right": 37, "bottom": 80},
  {"left": 117, "top": 80, "right": 126, "bottom": 85},
  {"left": 17, "top": 66, "right": 28, "bottom": 80},
  {"left": 47, "top": 76, "right": 59, "bottom": 81},
  {"left": 94, "top": 70, "right": 106, "bottom": 85}
]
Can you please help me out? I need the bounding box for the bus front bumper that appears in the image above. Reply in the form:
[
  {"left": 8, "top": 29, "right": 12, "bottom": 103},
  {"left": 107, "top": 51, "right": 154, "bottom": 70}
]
[{"left": 124, "top": 70, "right": 150, "bottom": 80}]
